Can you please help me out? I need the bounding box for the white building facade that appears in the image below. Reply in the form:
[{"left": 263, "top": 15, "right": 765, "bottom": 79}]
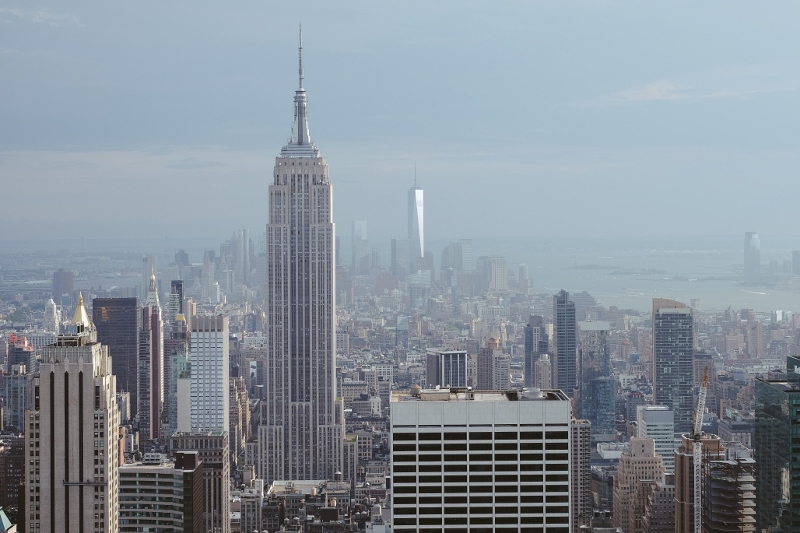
[
  {"left": 391, "top": 388, "right": 572, "bottom": 532},
  {"left": 190, "top": 315, "right": 229, "bottom": 432}
]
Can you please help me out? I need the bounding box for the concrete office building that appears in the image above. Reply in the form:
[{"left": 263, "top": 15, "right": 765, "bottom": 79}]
[
  {"left": 171, "top": 431, "right": 230, "bottom": 533},
  {"left": 25, "top": 295, "right": 120, "bottom": 533},
  {"left": 258, "top": 34, "right": 343, "bottom": 484},
  {"left": 637, "top": 406, "right": 676, "bottom": 473},
  {"left": 652, "top": 299, "right": 694, "bottom": 434},
  {"left": 613, "top": 437, "right": 665, "bottom": 533},
  {"left": 425, "top": 349, "right": 468, "bottom": 389},
  {"left": 390, "top": 388, "right": 572, "bottom": 532},
  {"left": 119, "top": 451, "right": 204, "bottom": 533}
]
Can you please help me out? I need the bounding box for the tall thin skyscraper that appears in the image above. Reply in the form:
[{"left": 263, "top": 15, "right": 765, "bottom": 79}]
[
  {"left": 652, "top": 298, "right": 694, "bottom": 434},
  {"left": 26, "top": 294, "right": 120, "bottom": 533},
  {"left": 93, "top": 296, "right": 141, "bottom": 415},
  {"left": 190, "top": 315, "right": 229, "bottom": 432},
  {"left": 743, "top": 231, "right": 761, "bottom": 284},
  {"left": 139, "top": 272, "right": 164, "bottom": 442},
  {"left": 351, "top": 220, "right": 369, "bottom": 275},
  {"left": 553, "top": 289, "right": 577, "bottom": 396},
  {"left": 408, "top": 184, "right": 424, "bottom": 273},
  {"left": 259, "top": 33, "right": 342, "bottom": 483}
]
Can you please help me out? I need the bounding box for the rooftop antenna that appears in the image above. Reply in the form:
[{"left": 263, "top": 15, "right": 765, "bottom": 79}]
[
  {"left": 414, "top": 160, "right": 417, "bottom": 188},
  {"left": 298, "top": 23, "right": 304, "bottom": 90}
]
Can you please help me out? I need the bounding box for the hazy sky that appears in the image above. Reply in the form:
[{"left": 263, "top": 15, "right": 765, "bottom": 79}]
[{"left": 2, "top": 2, "right": 799, "bottom": 244}]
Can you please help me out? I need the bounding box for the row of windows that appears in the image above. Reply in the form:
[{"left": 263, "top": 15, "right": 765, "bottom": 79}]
[
  {"left": 394, "top": 431, "right": 568, "bottom": 441},
  {"left": 393, "top": 495, "right": 568, "bottom": 505},
  {"left": 393, "top": 484, "right": 568, "bottom": 494},
  {"left": 394, "top": 441, "right": 567, "bottom": 452},
  {"left": 394, "top": 473, "right": 569, "bottom": 484},
  {"left": 393, "top": 453, "right": 568, "bottom": 463},
  {"left": 393, "top": 507, "right": 570, "bottom": 517}
]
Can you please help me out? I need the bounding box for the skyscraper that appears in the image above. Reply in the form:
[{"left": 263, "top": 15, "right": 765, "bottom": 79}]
[
  {"left": 755, "top": 376, "right": 800, "bottom": 532},
  {"left": 743, "top": 231, "right": 761, "bottom": 284},
  {"left": 652, "top": 298, "right": 694, "bottom": 434},
  {"left": 390, "top": 388, "right": 572, "bottom": 532},
  {"left": 139, "top": 272, "right": 164, "bottom": 442},
  {"left": 351, "top": 220, "right": 370, "bottom": 275},
  {"left": 553, "top": 289, "right": 577, "bottom": 396},
  {"left": 258, "top": 34, "right": 342, "bottom": 484},
  {"left": 425, "top": 349, "right": 468, "bottom": 389},
  {"left": 26, "top": 294, "right": 120, "bottom": 533},
  {"left": 93, "top": 296, "right": 141, "bottom": 415},
  {"left": 576, "top": 321, "right": 615, "bottom": 441},
  {"left": 190, "top": 315, "right": 229, "bottom": 432},
  {"left": 408, "top": 185, "right": 424, "bottom": 273},
  {"left": 524, "top": 315, "right": 547, "bottom": 388}
]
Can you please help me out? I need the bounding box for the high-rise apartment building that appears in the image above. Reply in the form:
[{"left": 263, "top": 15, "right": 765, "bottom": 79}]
[
  {"left": 637, "top": 405, "right": 676, "bottom": 473},
  {"left": 93, "top": 297, "right": 141, "bottom": 415},
  {"left": 755, "top": 376, "right": 800, "bottom": 532},
  {"left": 652, "top": 298, "right": 694, "bottom": 434},
  {"left": 390, "top": 388, "right": 572, "bottom": 532},
  {"left": 138, "top": 272, "right": 164, "bottom": 443},
  {"left": 26, "top": 295, "right": 120, "bottom": 533},
  {"left": 258, "top": 36, "right": 343, "bottom": 484},
  {"left": 408, "top": 185, "right": 424, "bottom": 273},
  {"left": 553, "top": 290, "right": 577, "bottom": 396},
  {"left": 524, "top": 315, "right": 548, "bottom": 388},
  {"left": 425, "top": 349, "right": 468, "bottom": 389},
  {"left": 534, "top": 354, "right": 552, "bottom": 389},
  {"left": 476, "top": 337, "right": 510, "bottom": 391},
  {"left": 190, "top": 315, "right": 229, "bottom": 432},
  {"left": 576, "top": 321, "right": 615, "bottom": 441},
  {"left": 743, "top": 232, "right": 761, "bottom": 284}
]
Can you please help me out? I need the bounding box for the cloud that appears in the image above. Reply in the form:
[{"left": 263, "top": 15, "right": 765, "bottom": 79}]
[
  {"left": 616, "top": 80, "right": 685, "bottom": 102},
  {"left": 0, "top": 48, "right": 18, "bottom": 55},
  {"left": 167, "top": 157, "right": 225, "bottom": 170},
  {"left": 0, "top": 7, "right": 82, "bottom": 27}
]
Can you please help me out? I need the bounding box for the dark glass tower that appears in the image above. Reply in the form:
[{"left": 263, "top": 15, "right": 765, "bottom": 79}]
[
  {"left": 577, "top": 321, "right": 616, "bottom": 441},
  {"left": 652, "top": 298, "right": 694, "bottom": 434},
  {"left": 755, "top": 368, "right": 800, "bottom": 532},
  {"left": 552, "top": 290, "right": 577, "bottom": 396},
  {"left": 93, "top": 297, "right": 141, "bottom": 415}
]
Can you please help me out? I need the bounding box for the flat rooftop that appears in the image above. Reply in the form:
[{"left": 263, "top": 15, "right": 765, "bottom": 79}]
[{"left": 391, "top": 388, "right": 569, "bottom": 403}]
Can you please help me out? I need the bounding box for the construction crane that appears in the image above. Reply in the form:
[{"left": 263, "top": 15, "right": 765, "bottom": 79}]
[{"left": 693, "top": 367, "right": 709, "bottom": 533}]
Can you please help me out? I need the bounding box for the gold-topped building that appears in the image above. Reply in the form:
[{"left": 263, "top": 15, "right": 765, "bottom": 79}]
[{"left": 25, "top": 296, "right": 120, "bottom": 533}]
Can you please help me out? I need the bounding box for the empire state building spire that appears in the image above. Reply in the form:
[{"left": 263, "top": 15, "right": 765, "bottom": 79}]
[{"left": 283, "top": 25, "right": 318, "bottom": 156}]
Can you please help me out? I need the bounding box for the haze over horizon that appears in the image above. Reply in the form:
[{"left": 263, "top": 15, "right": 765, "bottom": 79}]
[{"left": 2, "top": 1, "right": 799, "bottom": 243}]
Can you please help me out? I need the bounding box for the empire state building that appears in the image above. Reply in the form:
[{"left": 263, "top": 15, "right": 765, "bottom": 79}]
[{"left": 258, "top": 34, "right": 343, "bottom": 483}]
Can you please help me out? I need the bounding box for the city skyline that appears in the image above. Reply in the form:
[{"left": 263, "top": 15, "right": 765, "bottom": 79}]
[{"left": 2, "top": 2, "right": 800, "bottom": 241}]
